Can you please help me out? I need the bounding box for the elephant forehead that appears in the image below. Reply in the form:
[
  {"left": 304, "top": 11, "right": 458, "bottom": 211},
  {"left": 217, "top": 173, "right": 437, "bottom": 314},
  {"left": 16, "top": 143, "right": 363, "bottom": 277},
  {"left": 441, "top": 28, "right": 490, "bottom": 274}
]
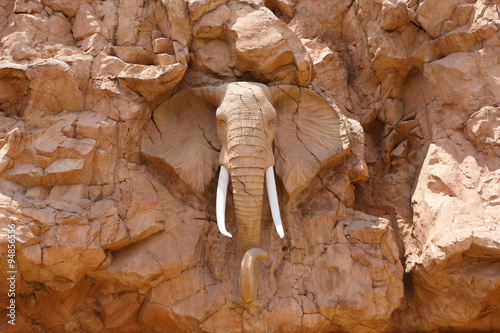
[
  {"left": 221, "top": 83, "right": 273, "bottom": 107},
  {"left": 225, "top": 81, "right": 268, "bottom": 93},
  {"left": 217, "top": 96, "right": 276, "bottom": 119}
]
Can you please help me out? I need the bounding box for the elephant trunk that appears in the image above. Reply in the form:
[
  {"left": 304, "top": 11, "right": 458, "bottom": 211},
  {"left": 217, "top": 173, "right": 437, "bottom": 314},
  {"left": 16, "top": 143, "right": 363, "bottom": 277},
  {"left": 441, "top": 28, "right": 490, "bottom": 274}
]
[
  {"left": 216, "top": 114, "right": 284, "bottom": 304},
  {"left": 227, "top": 126, "right": 269, "bottom": 303},
  {"left": 230, "top": 163, "right": 267, "bottom": 304},
  {"left": 240, "top": 248, "right": 269, "bottom": 304},
  {"left": 229, "top": 163, "right": 265, "bottom": 255}
]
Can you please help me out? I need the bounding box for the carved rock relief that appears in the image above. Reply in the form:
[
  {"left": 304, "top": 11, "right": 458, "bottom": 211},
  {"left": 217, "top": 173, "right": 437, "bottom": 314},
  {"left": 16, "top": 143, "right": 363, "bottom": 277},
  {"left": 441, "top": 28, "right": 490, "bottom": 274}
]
[{"left": 0, "top": 0, "right": 499, "bottom": 332}]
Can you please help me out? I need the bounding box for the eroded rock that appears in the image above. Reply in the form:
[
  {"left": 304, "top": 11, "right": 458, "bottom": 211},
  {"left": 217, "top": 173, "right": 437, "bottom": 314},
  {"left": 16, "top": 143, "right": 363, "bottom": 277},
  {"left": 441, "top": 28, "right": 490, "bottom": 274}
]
[{"left": 0, "top": 0, "right": 499, "bottom": 331}]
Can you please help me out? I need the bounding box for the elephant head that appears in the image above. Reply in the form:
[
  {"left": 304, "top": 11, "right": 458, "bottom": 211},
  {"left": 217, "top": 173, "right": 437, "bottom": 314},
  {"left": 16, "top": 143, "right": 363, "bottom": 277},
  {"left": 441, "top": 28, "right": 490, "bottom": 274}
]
[{"left": 141, "top": 82, "right": 350, "bottom": 303}]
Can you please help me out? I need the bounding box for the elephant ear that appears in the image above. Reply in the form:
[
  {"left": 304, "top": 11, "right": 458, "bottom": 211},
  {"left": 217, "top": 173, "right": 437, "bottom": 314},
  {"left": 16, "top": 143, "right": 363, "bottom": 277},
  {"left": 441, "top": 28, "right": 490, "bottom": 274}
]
[
  {"left": 269, "top": 85, "right": 350, "bottom": 200},
  {"left": 141, "top": 87, "right": 221, "bottom": 194}
]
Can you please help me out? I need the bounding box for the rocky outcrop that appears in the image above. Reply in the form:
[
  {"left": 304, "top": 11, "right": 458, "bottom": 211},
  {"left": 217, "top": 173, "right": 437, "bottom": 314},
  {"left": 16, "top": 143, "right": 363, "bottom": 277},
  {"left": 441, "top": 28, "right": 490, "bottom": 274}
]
[{"left": 0, "top": 0, "right": 499, "bottom": 332}]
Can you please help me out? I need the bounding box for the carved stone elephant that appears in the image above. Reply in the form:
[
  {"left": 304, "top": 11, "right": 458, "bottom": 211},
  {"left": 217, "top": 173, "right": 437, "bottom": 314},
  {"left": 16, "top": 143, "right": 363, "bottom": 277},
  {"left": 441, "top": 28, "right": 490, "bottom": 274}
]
[{"left": 141, "top": 82, "right": 350, "bottom": 303}]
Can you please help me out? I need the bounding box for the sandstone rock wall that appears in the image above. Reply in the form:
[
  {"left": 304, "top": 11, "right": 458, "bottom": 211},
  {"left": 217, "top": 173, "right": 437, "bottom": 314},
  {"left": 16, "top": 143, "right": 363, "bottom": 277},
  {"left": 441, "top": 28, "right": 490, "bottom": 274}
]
[{"left": 0, "top": 0, "right": 499, "bottom": 332}]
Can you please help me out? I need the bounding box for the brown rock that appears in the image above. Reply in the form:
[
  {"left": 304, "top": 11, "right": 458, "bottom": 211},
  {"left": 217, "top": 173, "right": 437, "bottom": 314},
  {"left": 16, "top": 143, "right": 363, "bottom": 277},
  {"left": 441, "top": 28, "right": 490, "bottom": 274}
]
[
  {"left": 187, "top": 0, "right": 228, "bottom": 22},
  {"left": 303, "top": 38, "right": 351, "bottom": 112},
  {"left": 380, "top": 0, "right": 408, "bottom": 31},
  {"left": 191, "top": 3, "right": 312, "bottom": 85},
  {"left": 1, "top": 0, "right": 500, "bottom": 331},
  {"left": 72, "top": 3, "right": 108, "bottom": 40},
  {"left": 14, "top": 0, "right": 44, "bottom": 14},
  {"left": 423, "top": 52, "right": 485, "bottom": 135},
  {"left": 310, "top": 209, "right": 404, "bottom": 331},
  {"left": 192, "top": 4, "right": 232, "bottom": 39},
  {"left": 42, "top": 158, "right": 86, "bottom": 186},
  {"left": 406, "top": 135, "right": 500, "bottom": 330},
  {"left": 3, "top": 164, "right": 43, "bottom": 187},
  {"left": 113, "top": 46, "right": 153, "bottom": 65},
  {"left": 26, "top": 60, "right": 85, "bottom": 115},
  {"left": 139, "top": 298, "right": 186, "bottom": 332},
  {"left": 33, "top": 291, "right": 83, "bottom": 331},
  {"left": 75, "top": 111, "right": 117, "bottom": 140},
  {"left": 465, "top": 105, "right": 500, "bottom": 157},
  {"left": 19, "top": 207, "right": 56, "bottom": 232},
  {"left": 18, "top": 243, "right": 43, "bottom": 281},
  {"left": 59, "top": 138, "right": 96, "bottom": 160},
  {"left": 229, "top": 6, "right": 312, "bottom": 86},
  {"left": 153, "top": 0, "right": 191, "bottom": 66},
  {"left": 0, "top": 63, "right": 29, "bottom": 113},
  {"left": 121, "top": 178, "right": 165, "bottom": 243},
  {"left": 92, "top": 147, "right": 118, "bottom": 185},
  {"left": 47, "top": 184, "right": 88, "bottom": 206},
  {"left": 270, "top": 297, "right": 303, "bottom": 330},
  {"left": 271, "top": 0, "right": 297, "bottom": 20},
  {"left": 32, "top": 125, "right": 67, "bottom": 157},
  {"left": 0, "top": 130, "right": 19, "bottom": 173},
  {"left": 152, "top": 54, "right": 177, "bottom": 66},
  {"left": 44, "top": 0, "right": 81, "bottom": 17},
  {"left": 91, "top": 200, "right": 129, "bottom": 250},
  {"left": 114, "top": 0, "right": 155, "bottom": 47},
  {"left": 40, "top": 223, "right": 106, "bottom": 290},
  {"left": 152, "top": 37, "right": 175, "bottom": 55},
  {"left": 117, "top": 62, "right": 187, "bottom": 107},
  {"left": 92, "top": 231, "right": 182, "bottom": 291},
  {"left": 198, "top": 306, "right": 242, "bottom": 332},
  {"left": 289, "top": 0, "right": 352, "bottom": 41},
  {"left": 78, "top": 32, "right": 108, "bottom": 55},
  {"left": 74, "top": 310, "right": 104, "bottom": 333},
  {"left": 99, "top": 291, "right": 142, "bottom": 328},
  {"left": 191, "top": 38, "right": 233, "bottom": 77}
]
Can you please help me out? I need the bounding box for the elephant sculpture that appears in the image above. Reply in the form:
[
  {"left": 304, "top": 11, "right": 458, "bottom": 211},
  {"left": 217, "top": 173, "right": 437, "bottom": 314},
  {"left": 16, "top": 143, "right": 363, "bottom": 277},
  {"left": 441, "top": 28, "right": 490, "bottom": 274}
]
[{"left": 141, "top": 82, "right": 350, "bottom": 304}]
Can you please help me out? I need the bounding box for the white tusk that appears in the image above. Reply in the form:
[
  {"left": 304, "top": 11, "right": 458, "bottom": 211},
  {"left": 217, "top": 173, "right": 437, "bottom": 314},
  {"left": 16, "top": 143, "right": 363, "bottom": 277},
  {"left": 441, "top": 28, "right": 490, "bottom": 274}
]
[
  {"left": 266, "top": 166, "right": 284, "bottom": 238},
  {"left": 216, "top": 166, "right": 232, "bottom": 238}
]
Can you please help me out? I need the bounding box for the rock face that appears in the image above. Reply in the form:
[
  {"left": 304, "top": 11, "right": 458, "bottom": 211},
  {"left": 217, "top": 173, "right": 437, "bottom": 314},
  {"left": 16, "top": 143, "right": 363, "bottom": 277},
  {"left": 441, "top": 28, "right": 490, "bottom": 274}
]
[{"left": 0, "top": 0, "right": 498, "bottom": 332}]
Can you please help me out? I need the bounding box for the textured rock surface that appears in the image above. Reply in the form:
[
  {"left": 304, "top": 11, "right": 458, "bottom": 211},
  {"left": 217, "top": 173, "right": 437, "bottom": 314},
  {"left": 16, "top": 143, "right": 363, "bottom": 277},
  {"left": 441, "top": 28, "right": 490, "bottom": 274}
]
[{"left": 0, "top": 0, "right": 499, "bottom": 332}]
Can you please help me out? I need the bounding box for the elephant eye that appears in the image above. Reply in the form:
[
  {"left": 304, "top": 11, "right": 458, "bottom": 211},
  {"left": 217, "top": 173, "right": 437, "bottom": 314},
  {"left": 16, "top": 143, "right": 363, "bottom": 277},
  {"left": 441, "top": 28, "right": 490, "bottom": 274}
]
[
  {"left": 218, "top": 120, "right": 225, "bottom": 127},
  {"left": 269, "top": 120, "right": 275, "bottom": 127}
]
